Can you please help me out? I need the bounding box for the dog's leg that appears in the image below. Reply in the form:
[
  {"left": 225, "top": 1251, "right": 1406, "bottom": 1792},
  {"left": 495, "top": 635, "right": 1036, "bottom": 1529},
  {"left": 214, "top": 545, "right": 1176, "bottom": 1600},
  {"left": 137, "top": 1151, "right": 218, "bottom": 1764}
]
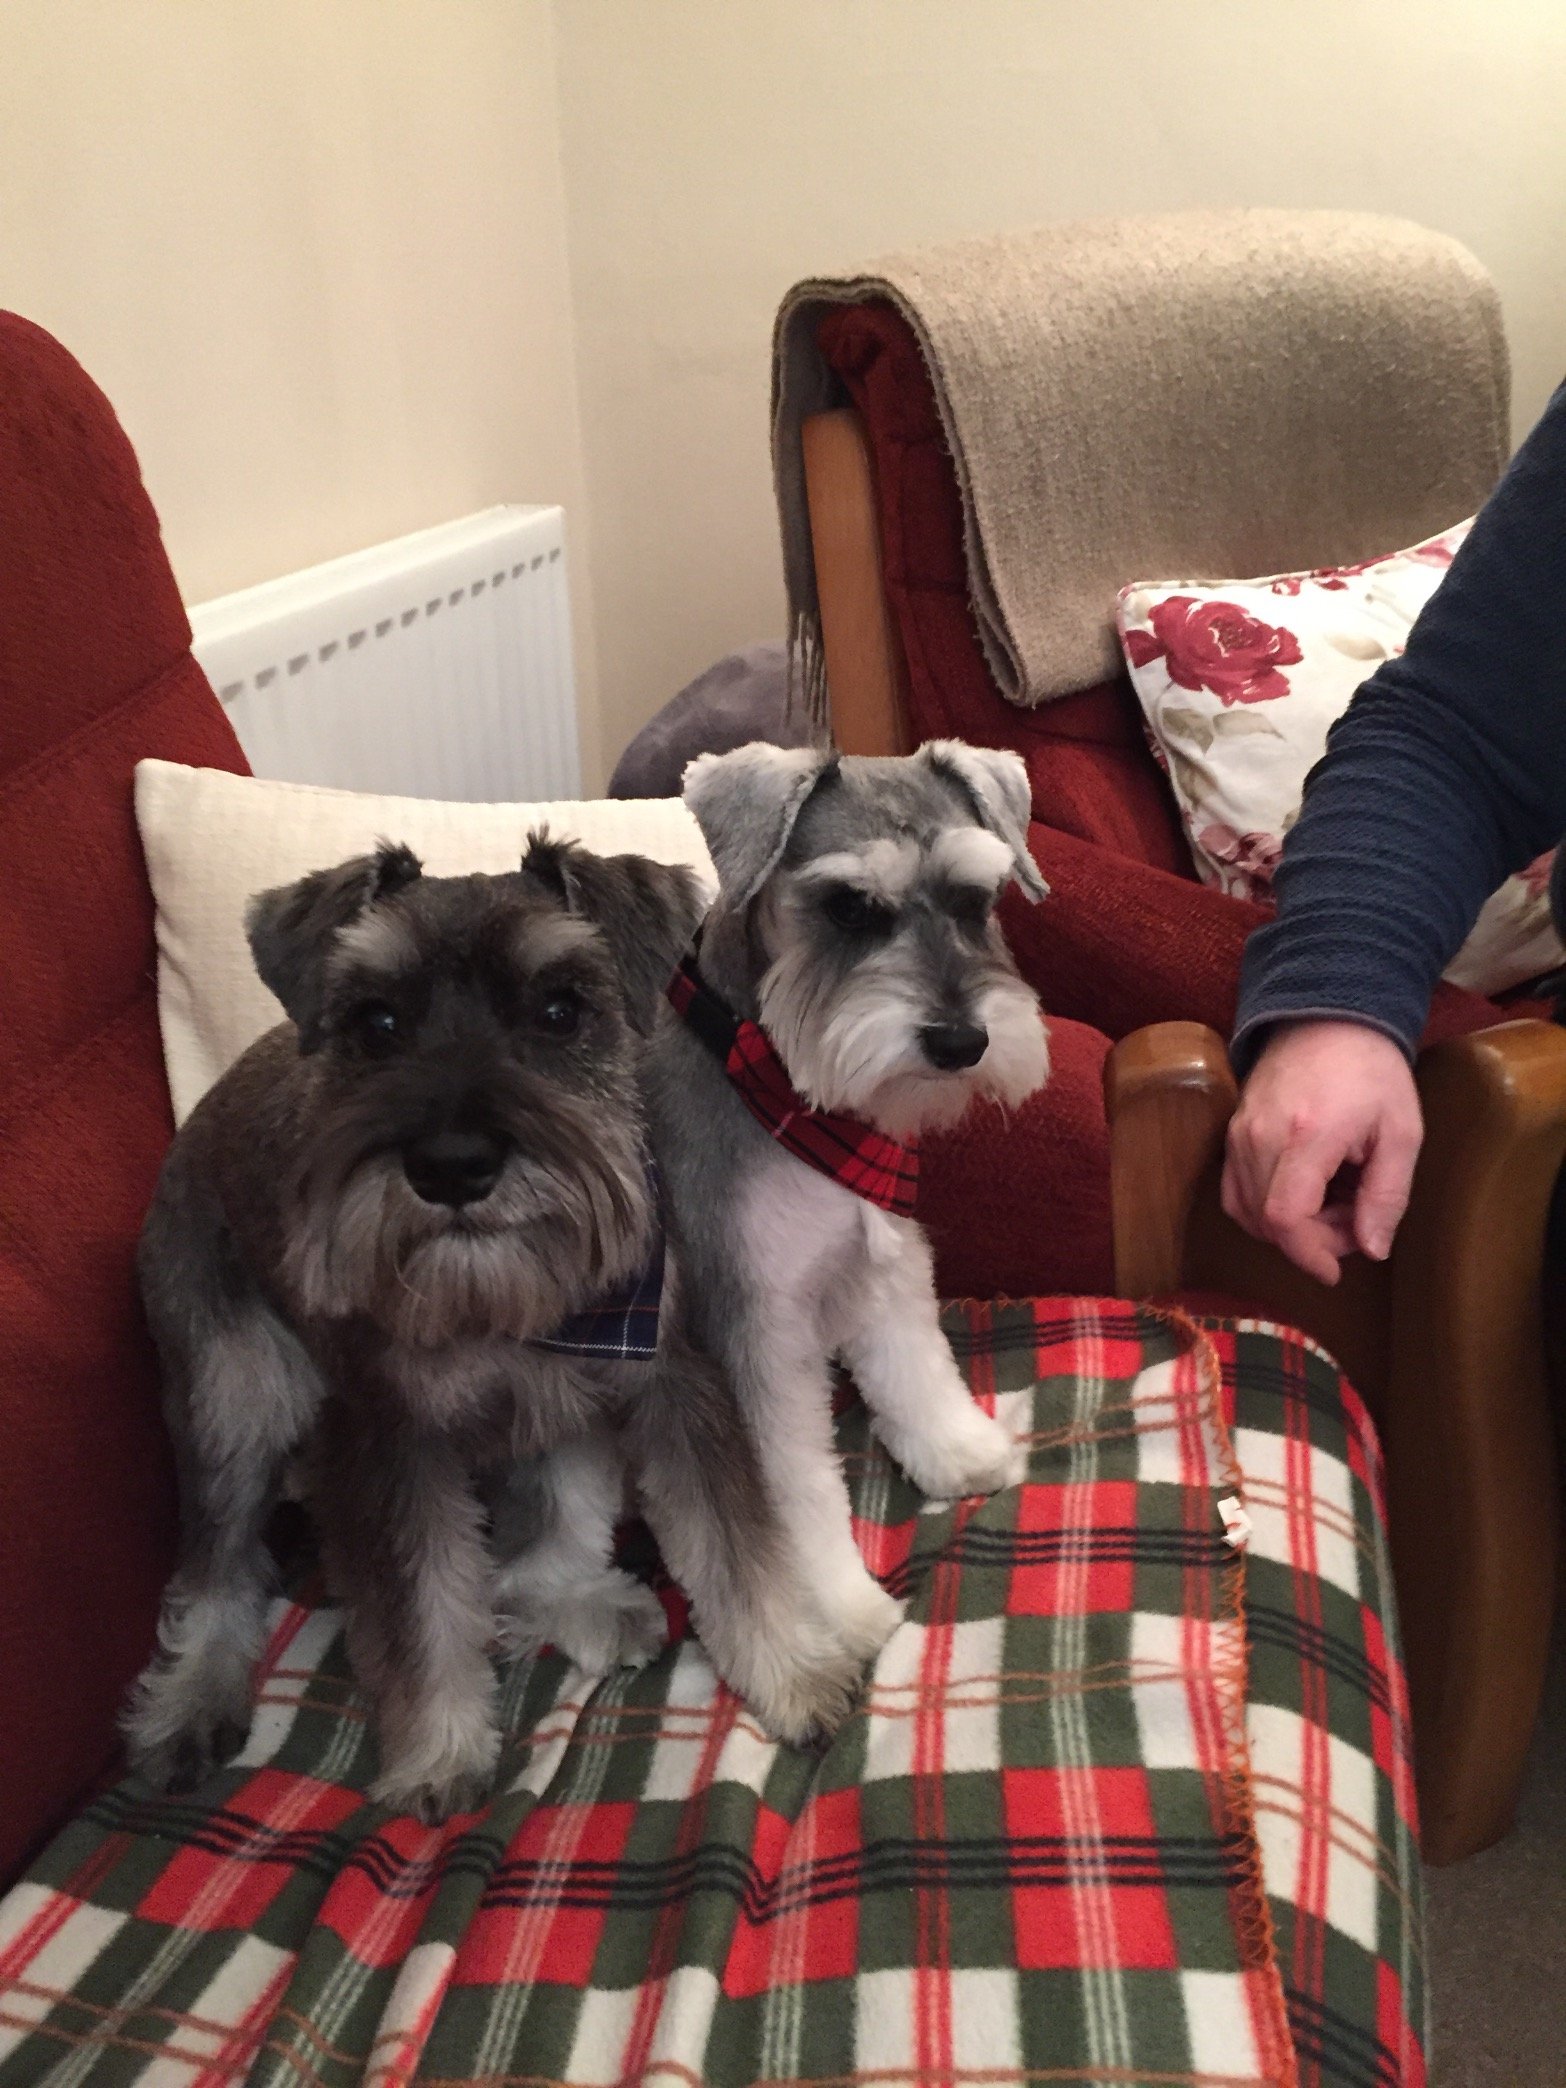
[
  {"left": 709, "top": 1166, "right": 905, "bottom": 1665},
  {"left": 839, "top": 1215, "right": 1024, "bottom": 1499},
  {"left": 123, "top": 1304, "right": 317, "bottom": 1793},
  {"left": 734, "top": 1321, "right": 907, "bottom": 1666},
  {"left": 317, "top": 1401, "right": 500, "bottom": 1822},
  {"left": 490, "top": 1429, "right": 667, "bottom": 1675},
  {"left": 627, "top": 1337, "right": 867, "bottom": 1746}
]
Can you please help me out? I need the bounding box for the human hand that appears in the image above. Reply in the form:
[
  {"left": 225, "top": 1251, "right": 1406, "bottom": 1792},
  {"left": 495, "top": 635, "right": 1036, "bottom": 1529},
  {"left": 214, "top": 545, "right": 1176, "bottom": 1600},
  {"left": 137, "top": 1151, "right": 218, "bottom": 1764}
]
[{"left": 1221, "top": 1019, "right": 1424, "bottom": 1285}]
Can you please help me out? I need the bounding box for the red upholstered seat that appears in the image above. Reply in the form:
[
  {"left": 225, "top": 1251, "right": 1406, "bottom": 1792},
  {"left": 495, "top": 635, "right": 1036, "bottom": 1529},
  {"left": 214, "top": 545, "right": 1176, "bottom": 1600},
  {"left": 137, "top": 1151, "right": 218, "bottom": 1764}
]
[
  {"left": 918, "top": 1012, "right": 1112, "bottom": 1301},
  {"left": 0, "top": 313, "right": 249, "bottom": 1883}
]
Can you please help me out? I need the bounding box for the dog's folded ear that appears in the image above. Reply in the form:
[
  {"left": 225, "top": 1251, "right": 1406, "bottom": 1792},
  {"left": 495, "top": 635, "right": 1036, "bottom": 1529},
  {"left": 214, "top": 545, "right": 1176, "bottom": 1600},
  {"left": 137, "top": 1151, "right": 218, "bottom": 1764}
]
[
  {"left": 246, "top": 841, "right": 423, "bottom": 1049},
  {"left": 682, "top": 743, "right": 837, "bottom": 909},
  {"left": 521, "top": 831, "right": 709, "bottom": 1033},
  {"left": 920, "top": 741, "right": 1048, "bottom": 902}
]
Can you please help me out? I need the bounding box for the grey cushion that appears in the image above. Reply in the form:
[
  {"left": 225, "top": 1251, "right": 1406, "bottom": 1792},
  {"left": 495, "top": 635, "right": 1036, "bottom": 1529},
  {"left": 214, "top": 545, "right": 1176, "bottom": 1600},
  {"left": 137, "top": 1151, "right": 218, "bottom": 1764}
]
[{"left": 607, "top": 642, "right": 807, "bottom": 799}]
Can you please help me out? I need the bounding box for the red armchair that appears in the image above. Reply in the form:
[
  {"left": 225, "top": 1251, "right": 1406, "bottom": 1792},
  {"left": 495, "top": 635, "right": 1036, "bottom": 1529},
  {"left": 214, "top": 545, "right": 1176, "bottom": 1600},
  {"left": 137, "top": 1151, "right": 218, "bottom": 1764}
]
[
  {"left": 782, "top": 217, "right": 1566, "bottom": 1860},
  {"left": 0, "top": 312, "right": 249, "bottom": 1883},
  {"left": 0, "top": 305, "right": 1155, "bottom": 1890}
]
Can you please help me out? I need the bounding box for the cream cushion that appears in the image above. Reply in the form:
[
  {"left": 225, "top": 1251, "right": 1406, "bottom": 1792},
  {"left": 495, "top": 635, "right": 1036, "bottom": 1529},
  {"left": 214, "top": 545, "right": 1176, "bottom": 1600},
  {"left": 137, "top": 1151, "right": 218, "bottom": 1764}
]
[{"left": 133, "top": 760, "right": 715, "bottom": 1124}]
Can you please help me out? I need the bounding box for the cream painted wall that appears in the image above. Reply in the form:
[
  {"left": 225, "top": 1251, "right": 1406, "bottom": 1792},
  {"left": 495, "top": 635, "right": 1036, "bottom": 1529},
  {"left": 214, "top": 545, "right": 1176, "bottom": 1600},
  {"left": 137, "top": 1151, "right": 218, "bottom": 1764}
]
[
  {"left": 553, "top": 0, "right": 1566, "bottom": 774},
  {"left": 0, "top": 0, "right": 603, "bottom": 780},
  {"left": 6, "top": 5, "right": 1563, "bottom": 789}
]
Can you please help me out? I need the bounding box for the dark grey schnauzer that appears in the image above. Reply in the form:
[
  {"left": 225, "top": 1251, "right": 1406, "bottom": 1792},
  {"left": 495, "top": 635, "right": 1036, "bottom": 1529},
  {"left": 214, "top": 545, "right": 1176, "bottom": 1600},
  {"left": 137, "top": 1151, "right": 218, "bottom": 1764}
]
[
  {"left": 124, "top": 834, "right": 857, "bottom": 1820},
  {"left": 646, "top": 741, "right": 1050, "bottom": 1677}
]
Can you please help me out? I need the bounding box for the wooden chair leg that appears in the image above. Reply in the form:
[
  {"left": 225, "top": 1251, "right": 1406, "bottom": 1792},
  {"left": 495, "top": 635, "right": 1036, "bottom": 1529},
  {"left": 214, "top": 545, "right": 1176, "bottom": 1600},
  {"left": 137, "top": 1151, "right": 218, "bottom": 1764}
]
[{"left": 1384, "top": 1023, "right": 1566, "bottom": 1862}]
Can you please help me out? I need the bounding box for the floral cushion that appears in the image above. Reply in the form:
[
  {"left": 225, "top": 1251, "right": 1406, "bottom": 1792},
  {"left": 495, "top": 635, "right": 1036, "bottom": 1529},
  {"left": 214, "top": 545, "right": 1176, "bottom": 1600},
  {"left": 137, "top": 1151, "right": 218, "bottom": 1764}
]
[{"left": 1116, "top": 523, "right": 1563, "bottom": 997}]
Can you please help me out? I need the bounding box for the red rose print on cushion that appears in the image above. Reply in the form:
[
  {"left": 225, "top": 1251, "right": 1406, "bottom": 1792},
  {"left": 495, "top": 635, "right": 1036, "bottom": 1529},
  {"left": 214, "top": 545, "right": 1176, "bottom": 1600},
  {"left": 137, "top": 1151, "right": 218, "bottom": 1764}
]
[
  {"left": 1124, "top": 596, "right": 1302, "bottom": 704},
  {"left": 1408, "top": 537, "right": 1461, "bottom": 568},
  {"left": 1268, "top": 571, "right": 1350, "bottom": 594},
  {"left": 1199, "top": 823, "right": 1284, "bottom": 902}
]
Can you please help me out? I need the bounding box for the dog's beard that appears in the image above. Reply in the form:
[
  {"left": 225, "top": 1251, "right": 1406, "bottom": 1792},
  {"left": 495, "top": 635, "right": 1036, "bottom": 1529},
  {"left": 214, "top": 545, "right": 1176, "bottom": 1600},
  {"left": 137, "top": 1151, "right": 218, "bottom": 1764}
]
[
  {"left": 757, "top": 945, "right": 1049, "bottom": 1141},
  {"left": 282, "top": 1092, "right": 650, "bottom": 1347}
]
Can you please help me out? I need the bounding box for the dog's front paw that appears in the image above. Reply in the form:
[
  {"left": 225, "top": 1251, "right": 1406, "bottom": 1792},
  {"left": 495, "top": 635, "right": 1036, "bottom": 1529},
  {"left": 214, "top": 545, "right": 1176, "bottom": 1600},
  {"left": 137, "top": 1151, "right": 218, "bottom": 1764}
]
[
  {"left": 706, "top": 1595, "right": 880, "bottom": 1750},
  {"left": 372, "top": 1708, "right": 501, "bottom": 1823},
  {"left": 744, "top": 1640, "right": 867, "bottom": 1750},
  {"left": 820, "top": 1574, "right": 905, "bottom": 1665},
  {"left": 377, "top": 1764, "right": 497, "bottom": 1827},
  {"left": 496, "top": 1570, "right": 668, "bottom": 1677},
  {"left": 130, "top": 1712, "right": 252, "bottom": 1797},
  {"left": 560, "top": 1574, "right": 669, "bottom": 1674},
  {"left": 886, "top": 1403, "right": 1025, "bottom": 1501},
  {"left": 123, "top": 1653, "right": 255, "bottom": 1796}
]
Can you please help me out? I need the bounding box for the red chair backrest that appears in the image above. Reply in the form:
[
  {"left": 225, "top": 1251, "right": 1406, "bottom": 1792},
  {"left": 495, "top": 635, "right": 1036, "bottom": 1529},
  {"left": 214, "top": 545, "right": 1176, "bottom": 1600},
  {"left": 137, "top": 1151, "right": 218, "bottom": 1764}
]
[
  {"left": 0, "top": 313, "right": 249, "bottom": 1882},
  {"left": 816, "top": 301, "right": 1195, "bottom": 880}
]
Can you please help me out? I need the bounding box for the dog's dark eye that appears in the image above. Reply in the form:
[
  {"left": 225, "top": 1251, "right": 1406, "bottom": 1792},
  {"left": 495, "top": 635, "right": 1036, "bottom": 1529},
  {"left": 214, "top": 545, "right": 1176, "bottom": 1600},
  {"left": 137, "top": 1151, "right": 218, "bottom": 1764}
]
[
  {"left": 350, "top": 1000, "right": 401, "bottom": 1056},
  {"left": 821, "top": 884, "right": 895, "bottom": 937},
  {"left": 536, "top": 987, "right": 584, "bottom": 1038}
]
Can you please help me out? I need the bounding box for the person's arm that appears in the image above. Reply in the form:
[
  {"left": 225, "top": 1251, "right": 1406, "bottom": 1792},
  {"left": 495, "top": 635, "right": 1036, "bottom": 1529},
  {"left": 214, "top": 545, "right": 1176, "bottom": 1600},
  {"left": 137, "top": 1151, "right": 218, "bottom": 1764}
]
[{"left": 1225, "top": 381, "right": 1566, "bottom": 1281}]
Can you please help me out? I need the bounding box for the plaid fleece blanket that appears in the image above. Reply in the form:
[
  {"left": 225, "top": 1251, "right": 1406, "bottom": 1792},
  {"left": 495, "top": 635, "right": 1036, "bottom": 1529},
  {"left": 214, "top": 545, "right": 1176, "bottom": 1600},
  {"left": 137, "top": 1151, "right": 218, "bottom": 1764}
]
[{"left": 0, "top": 1302, "right": 1425, "bottom": 2087}]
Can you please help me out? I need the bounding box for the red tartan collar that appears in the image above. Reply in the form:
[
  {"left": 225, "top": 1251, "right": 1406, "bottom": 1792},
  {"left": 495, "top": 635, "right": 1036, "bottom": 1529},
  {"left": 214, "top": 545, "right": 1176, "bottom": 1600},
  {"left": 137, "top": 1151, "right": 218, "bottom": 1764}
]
[{"left": 666, "top": 946, "right": 920, "bottom": 1217}]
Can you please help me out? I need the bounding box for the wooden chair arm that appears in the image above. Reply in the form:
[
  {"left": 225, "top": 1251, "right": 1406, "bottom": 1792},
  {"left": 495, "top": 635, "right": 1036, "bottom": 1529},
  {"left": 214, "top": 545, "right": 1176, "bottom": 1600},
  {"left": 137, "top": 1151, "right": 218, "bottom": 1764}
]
[
  {"left": 1105, "top": 1015, "right": 1566, "bottom": 1861},
  {"left": 1383, "top": 1020, "right": 1566, "bottom": 1857},
  {"left": 801, "top": 408, "right": 913, "bottom": 755},
  {"left": 1102, "top": 1021, "right": 1395, "bottom": 1395}
]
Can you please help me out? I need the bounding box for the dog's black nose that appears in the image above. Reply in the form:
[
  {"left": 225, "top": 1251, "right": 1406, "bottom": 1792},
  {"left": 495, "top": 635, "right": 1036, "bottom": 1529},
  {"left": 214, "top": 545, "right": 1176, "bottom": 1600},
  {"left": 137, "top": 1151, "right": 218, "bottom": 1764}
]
[
  {"left": 402, "top": 1129, "right": 509, "bottom": 1207},
  {"left": 920, "top": 1020, "right": 989, "bottom": 1071}
]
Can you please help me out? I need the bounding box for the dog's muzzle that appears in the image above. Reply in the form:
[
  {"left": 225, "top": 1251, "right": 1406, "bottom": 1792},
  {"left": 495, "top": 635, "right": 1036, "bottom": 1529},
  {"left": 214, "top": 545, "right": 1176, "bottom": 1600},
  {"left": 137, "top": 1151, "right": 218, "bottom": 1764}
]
[
  {"left": 919, "top": 1020, "right": 988, "bottom": 1072},
  {"left": 402, "top": 1128, "right": 511, "bottom": 1208}
]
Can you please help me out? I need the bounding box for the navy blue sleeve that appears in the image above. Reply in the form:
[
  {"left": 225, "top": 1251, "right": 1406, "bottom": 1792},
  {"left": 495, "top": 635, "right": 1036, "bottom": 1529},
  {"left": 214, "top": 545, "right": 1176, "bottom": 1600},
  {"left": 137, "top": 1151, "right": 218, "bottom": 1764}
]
[{"left": 1232, "top": 380, "right": 1566, "bottom": 1074}]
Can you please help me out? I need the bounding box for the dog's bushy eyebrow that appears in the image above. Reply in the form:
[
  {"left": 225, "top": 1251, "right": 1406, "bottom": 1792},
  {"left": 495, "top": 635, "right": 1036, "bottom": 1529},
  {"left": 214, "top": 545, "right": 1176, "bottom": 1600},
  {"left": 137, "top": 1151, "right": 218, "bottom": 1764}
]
[
  {"left": 929, "top": 826, "right": 1013, "bottom": 893},
  {"left": 794, "top": 840, "right": 919, "bottom": 904},
  {"left": 331, "top": 905, "right": 422, "bottom": 979},
  {"left": 524, "top": 949, "right": 615, "bottom": 1001},
  {"left": 505, "top": 911, "right": 601, "bottom": 975}
]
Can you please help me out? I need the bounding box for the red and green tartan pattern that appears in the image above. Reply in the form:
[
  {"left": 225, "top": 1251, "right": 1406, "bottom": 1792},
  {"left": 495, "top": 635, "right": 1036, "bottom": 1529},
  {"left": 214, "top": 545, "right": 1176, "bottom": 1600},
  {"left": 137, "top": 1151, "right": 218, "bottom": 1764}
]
[
  {"left": 665, "top": 950, "right": 920, "bottom": 1216},
  {"left": 0, "top": 1300, "right": 1425, "bottom": 2087},
  {"left": 1210, "top": 1320, "right": 1427, "bottom": 2088}
]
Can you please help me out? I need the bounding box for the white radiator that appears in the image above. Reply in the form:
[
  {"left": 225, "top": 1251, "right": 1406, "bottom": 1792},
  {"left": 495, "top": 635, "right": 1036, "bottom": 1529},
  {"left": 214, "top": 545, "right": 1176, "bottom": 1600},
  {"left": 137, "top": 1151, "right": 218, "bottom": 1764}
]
[{"left": 189, "top": 506, "right": 581, "bottom": 802}]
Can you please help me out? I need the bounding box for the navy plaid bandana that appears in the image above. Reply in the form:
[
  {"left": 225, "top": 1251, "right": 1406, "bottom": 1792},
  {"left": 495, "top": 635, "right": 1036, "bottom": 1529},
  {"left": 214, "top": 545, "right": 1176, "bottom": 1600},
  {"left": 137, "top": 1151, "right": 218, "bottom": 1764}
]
[
  {"left": 531, "top": 1174, "right": 664, "bottom": 1362},
  {"left": 666, "top": 946, "right": 920, "bottom": 1217}
]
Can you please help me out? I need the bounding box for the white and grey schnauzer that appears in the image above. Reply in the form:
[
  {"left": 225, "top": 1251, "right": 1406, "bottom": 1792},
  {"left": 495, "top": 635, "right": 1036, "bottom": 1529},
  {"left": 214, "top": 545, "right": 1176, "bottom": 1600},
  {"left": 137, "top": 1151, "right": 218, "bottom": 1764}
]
[
  {"left": 646, "top": 740, "right": 1050, "bottom": 1678},
  {"left": 124, "top": 834, "right": 860, "bottom": 1820}
]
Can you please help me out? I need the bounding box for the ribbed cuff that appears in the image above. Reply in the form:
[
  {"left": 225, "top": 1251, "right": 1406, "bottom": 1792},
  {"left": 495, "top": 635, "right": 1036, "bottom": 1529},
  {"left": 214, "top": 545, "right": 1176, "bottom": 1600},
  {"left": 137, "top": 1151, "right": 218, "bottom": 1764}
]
[{"left": 1228, "top": 1004, "right": 1418, "bottom": 1083}]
